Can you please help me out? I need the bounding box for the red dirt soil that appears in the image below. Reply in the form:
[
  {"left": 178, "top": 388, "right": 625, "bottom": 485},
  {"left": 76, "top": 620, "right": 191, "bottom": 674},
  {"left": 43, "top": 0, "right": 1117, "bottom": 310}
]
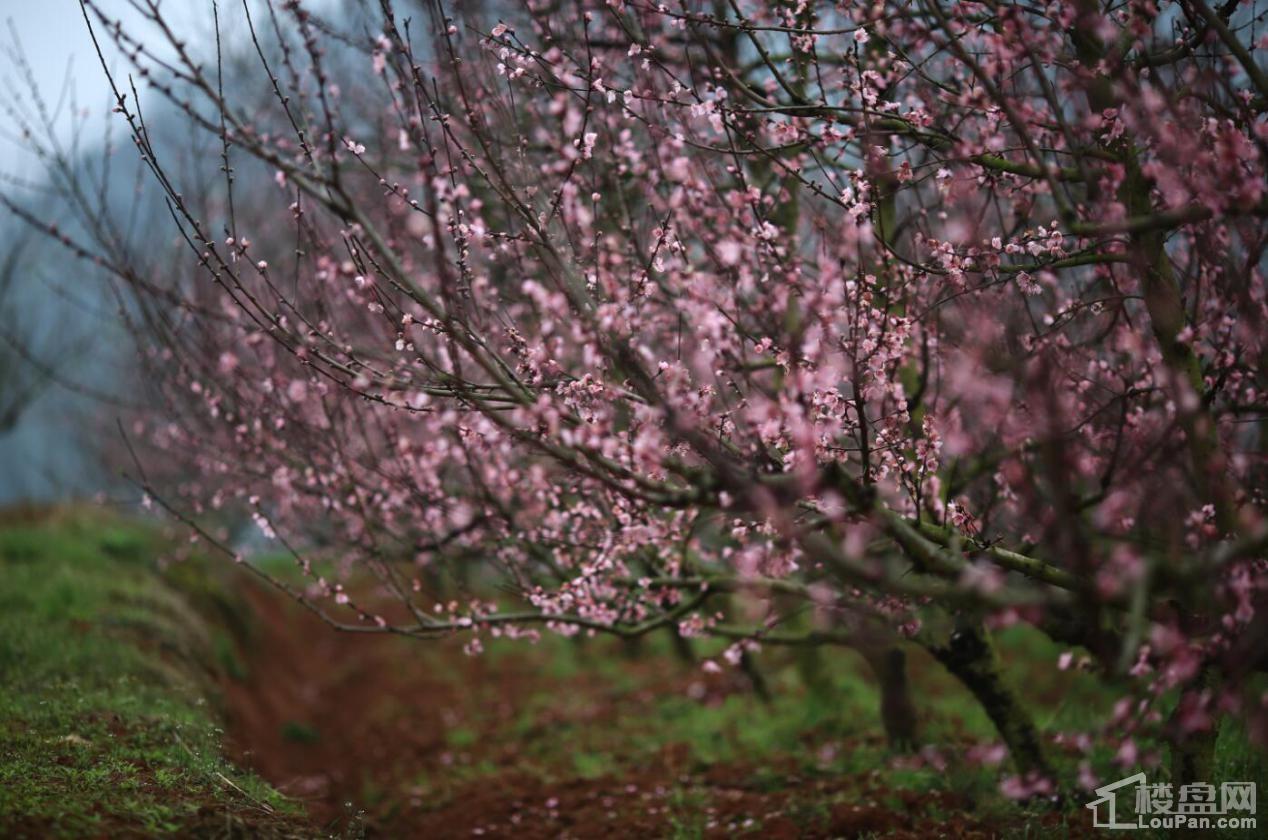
[{"left": 219, "top": 581, "right": 1087, "bottom": 838}]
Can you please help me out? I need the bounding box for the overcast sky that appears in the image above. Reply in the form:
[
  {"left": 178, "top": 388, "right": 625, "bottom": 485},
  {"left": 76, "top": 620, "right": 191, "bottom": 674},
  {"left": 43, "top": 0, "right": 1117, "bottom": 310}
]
[
  {"left": 0, "top": 1, "right": 209, "bottom": 503},
  {"left": 1, "top": 1, "right": 348, "bottom": 503},
  {"left": 2, "top": 1, "right": 215, "bottom": 166}
]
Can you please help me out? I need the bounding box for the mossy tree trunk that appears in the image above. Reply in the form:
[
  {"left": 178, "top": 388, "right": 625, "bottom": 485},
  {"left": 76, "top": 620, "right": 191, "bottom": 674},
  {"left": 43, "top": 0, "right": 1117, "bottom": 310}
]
[{"left": 927, "top": 620, "right": 1052, "bottom": 778}]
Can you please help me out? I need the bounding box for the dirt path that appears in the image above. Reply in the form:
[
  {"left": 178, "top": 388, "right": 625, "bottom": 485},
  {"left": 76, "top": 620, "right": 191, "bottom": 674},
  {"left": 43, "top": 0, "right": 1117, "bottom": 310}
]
[
  {"left": 222, "top": 583, "right": 491, "bottom": 833},
  {"left": 222, "top": 583, "right": 762, "bottom": 838},
  {"left": 218, "top": 581, "right": 1082, "bottom": 838}
]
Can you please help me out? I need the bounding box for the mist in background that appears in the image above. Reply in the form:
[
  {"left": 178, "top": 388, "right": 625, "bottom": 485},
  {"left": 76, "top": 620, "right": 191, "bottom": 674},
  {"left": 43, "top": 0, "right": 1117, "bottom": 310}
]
[
  {"left": 0, "top": 0, "right": 345, "bottom": 504},
  {"left": 0, "top": 1, "right": 209, "bottom": 503}
]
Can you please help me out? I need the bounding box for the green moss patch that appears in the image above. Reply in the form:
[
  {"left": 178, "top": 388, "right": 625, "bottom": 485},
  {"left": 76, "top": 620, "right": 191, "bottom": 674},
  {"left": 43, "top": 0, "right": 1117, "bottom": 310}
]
[{"left": 0, "top": 508, "right": 306, "bottom": 838}]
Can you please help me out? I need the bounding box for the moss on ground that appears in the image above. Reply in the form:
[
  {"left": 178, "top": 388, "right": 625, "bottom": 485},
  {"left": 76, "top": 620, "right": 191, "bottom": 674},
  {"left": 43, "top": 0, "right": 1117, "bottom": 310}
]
[{"left": 0, "top": 507, "right": 307, "bottom": 838}]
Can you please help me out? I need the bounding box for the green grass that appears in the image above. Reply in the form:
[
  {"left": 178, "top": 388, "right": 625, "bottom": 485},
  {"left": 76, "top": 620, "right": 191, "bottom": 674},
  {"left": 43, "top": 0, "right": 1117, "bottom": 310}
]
[
  {"left": 454, "top": 619, "right": 1265, "bottom": 836},
  {"left": 0, "top": 508, "right": 305, "bottom": 838}
]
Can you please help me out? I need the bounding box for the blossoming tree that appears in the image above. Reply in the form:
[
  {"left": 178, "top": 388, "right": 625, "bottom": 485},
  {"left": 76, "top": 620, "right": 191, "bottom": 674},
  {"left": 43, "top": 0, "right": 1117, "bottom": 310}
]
[{"left": 13, "top": 0, "right": 1268, "bottom": 792}]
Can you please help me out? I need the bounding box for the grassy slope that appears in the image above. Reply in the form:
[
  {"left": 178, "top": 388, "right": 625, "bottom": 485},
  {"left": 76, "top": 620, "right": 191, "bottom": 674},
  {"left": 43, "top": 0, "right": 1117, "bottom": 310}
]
[{"left": 0, "top": 508, "right": 305, "bottom": 838}]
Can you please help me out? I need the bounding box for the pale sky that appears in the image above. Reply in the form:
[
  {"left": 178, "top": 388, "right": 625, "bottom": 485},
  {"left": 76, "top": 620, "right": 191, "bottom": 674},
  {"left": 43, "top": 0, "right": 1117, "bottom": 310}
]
[
  {"left": 0, "top": 0, "right": 209, "bottom": 502},
  {"left": 2, "top": 0, "right": 212, "bottom": 166},
  {"left": 0, "top": 0, "right": 337, "bottom": 502}
]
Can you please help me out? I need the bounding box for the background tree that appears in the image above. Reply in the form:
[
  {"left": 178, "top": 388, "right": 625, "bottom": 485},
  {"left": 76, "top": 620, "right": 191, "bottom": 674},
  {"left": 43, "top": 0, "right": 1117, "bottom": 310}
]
[{"left": 0, "top": 235, "right": 53, "bottom": 435}]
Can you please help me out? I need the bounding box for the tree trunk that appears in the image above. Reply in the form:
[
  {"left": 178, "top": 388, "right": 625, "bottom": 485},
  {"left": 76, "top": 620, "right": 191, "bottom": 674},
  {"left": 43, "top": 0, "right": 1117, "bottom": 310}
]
[
  {"left": 859, "top": 645, "right": 919, "bottom": 751},
  {"left": 795, "top": 644, "right": 833, "bottom": 699},
  {"left": 1170, "top": 724, "right": 1217, "bottom": 787},
  {"left": 739, "top": 650, "right": 772, "bottom": 704},
  {"left": 927, "top": 621, "right": 1052, "bottom": 778},
  {"left": 1169, "top": 712, "right": 1219, "bottom": 838},
  {"left": 669, "top": 625, "right": 696, "bottom": 665},
  {"left": 1169, "top": 664, "right": 1220, "bottom": 787}
]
